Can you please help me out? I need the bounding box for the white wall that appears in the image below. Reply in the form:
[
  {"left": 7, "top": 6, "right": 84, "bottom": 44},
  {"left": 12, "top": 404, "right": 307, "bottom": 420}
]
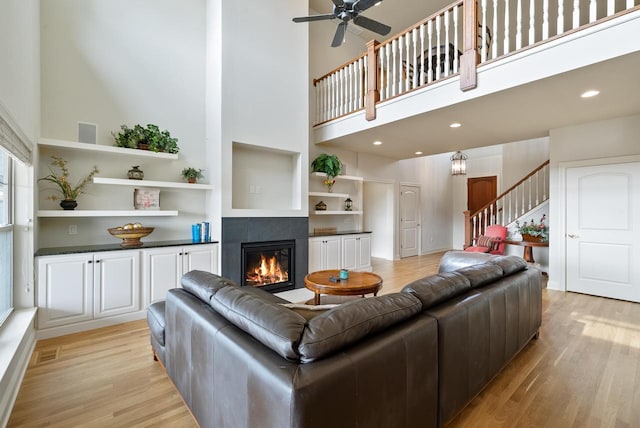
[
  {"left": 548, "top": 114, "right": 640, "bottom": 291},
  {"left": 39, "top": 0, "right": 208, "bottom": 247},
  {"left": 501, "top": 137, "right": 549, "bottom": 189},
  {"left": 215, "top": 0, "right": 309, "bottom": 220},
  {"left": 363, "top": 181, "right": 394, "bottom": 259}
]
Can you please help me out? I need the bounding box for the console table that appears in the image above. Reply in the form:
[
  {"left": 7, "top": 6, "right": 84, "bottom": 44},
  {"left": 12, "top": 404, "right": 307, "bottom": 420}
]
[{"left": 503, "top": 240, "right": 549, "bottom": 263}]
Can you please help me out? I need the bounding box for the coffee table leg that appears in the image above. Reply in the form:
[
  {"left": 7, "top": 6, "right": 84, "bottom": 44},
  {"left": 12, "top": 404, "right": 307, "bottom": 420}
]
[{"left": 314, "top": 293, "right": 320, "bottom": 305}]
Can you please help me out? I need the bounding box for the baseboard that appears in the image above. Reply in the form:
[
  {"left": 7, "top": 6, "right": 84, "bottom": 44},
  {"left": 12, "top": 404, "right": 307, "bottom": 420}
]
[
  {"left": 36, "top": 311, "right": 147, "bottom": 339},
  {"left": 0, "top": 308, "right": 37, "bottom": 427}
]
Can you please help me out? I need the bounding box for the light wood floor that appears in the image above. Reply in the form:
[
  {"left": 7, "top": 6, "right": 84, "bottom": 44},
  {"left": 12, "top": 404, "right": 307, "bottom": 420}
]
[{"left": 8, "top": 252, "right": 640, "bottom": 427}]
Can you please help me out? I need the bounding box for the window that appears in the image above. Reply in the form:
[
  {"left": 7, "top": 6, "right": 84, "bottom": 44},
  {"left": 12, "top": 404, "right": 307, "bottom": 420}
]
[{"left": 0, "top": 148, "right": 13, "bottom": 326}]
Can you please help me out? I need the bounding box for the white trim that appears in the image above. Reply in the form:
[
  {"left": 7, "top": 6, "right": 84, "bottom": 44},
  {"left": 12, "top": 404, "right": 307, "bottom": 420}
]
[
  {"left": 36, "top": 310, "right": 147, "bottom": 340},
  {"left": 0, "top": 308, "right": 37, "bottom": 427},
  {"left": 555, "top": 154, "right": 640, "bottom": 292}
]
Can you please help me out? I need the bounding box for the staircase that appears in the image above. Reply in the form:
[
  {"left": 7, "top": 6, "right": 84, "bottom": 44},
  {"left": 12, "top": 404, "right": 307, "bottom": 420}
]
[{"left": 464, "top": 160, "right": 550, "bottom": 247}]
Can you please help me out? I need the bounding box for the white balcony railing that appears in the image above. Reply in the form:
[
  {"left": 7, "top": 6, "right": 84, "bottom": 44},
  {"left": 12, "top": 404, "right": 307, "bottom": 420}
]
[{"left": 313, "top": 0, "right": 640, "bottom": 125}]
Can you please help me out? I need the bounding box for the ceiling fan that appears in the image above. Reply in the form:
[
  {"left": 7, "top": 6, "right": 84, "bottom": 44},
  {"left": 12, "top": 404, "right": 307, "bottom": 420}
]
[{"left": 293, "top": 0, "right": 391, "bottom": 47}]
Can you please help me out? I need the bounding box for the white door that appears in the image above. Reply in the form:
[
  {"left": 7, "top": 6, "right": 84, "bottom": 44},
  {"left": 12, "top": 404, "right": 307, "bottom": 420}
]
[
  {"left": 400, "top": 185, "right": 420, "bottom": 258},
  {"left": 308, "top": 238, "right": 324, "bottom": 272},
  {"left": 566, "top": 162, "right": 640, "bottom": 302},
  {"left": 94, "top": 250, "right": 140, "bottom": 318}
]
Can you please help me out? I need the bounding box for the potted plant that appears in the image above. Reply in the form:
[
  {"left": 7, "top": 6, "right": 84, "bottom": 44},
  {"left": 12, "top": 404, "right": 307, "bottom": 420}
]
[
  {"left": 39, "top": 155, "right": 99, "bottom": 210},
  {"left": 311, "top": 153, "right": 342, "bottom": 178},
  {"left": 514, "top": 214, "right": 549, "bottom": 242},
  {"left": 181, "top": 167, "right": 204, "bottom": 184},
  {"left": 112, "top": 124, "right": 180, "bottom": 154}
]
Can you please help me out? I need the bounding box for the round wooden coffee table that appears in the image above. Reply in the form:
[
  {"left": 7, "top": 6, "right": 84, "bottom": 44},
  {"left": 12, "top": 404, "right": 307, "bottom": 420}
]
[{"left": 304, "top": 270, "right": 383, "bottom": 305}]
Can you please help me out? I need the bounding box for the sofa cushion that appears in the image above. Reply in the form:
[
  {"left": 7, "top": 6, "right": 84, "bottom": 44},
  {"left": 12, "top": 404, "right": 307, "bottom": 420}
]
[
  {"left": 488, "top": 255, "right": 528, "bottom": 276},
  {"left": 210, "top": 286, "right": 306, "bottom": 360},
  {"left": 181, "top": 270, "right": 236, "bottom": 303},
  {"left": 401, "top": 271, "right": 471, "bottom": 309},
  {"left": 438, "top": 251, "right": 496, "bottom": 273},
  {"left": 456, "top": 263, "right": 504, "bottom": 288},
  {"left": 280, "top": 303, "right": 340, "bottom": 321},
  {"left": 298, "top": 293, "right": 422, "bottom": 363}
]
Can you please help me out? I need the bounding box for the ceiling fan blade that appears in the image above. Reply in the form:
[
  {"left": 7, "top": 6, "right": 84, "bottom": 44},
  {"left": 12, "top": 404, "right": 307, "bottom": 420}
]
[
  {"left": 331, "top": 21, "right": 348, "bottom": 47},
  {"left": 353, "top": 15, "right": 391, "bottom": 35},
  {"left": 293, "top": 14, "right": 337, "bottom": 23},
  {"left": 353, "top": 0, "right": 381, "bottom": 12}
]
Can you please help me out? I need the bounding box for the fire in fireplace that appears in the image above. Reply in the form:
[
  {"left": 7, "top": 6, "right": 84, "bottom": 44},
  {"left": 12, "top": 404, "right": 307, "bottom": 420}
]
[{"left": 241, "top": 240, "right": 294, "bottom": 292}]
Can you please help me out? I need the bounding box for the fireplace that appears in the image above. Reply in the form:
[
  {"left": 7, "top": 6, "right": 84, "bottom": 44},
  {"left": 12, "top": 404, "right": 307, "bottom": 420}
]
[
  {"left": 221, "top": 217, "right": 308, "bottom": 291},
  {"left": 241, "top": 240, "right": 294, "bottom": 293}
]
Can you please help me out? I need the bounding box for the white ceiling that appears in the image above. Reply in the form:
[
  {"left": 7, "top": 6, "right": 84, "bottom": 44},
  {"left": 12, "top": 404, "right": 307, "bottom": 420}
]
[{"left": 307, "top": 0, "right": 640, "bottom": 159}]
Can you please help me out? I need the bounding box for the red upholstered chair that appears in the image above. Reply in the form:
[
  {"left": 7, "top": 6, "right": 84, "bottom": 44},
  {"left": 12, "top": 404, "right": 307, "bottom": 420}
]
[{"left": 464, "top": 225, "right": 508, "bottom": 255}]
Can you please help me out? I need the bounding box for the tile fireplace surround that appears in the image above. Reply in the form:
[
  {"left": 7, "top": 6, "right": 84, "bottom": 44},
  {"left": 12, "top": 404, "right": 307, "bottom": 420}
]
[{"left": 221, "top": 217, "right": 309, "bottom": 291}]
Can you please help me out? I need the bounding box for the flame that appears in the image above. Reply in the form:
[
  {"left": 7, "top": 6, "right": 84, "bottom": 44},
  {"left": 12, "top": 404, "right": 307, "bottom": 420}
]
[{"left": 246, "top": 254, "right": 288, "bottom": 286}]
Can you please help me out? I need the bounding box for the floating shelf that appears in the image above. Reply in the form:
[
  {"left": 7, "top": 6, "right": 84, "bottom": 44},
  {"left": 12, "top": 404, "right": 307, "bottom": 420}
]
[
  {"left": 93, "top": 177, "right": 212, "bottom": 190},
  {"left": 39, "top": 138, "right": 179, "bottom": 160},
  {"left": 37, "top": 210, "right": 179, "bottom": 218},
  {"left": 309, "top": 191, "right": 350, "bottom": 198},
  {"left": 312, "top": 210, "right": 363, "bottom": 215},
  {"left": 311, "top": 172, "right": 363, "bottom": 182}
]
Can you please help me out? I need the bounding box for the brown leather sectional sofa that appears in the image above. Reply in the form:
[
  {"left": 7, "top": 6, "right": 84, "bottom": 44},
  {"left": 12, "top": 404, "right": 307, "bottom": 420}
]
[{"left": 147, "top": 251, "right": 542, "bottom": 428}]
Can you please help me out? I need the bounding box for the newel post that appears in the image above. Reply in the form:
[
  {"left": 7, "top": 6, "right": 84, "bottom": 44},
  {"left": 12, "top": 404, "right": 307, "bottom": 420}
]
[
  {"left": 460, "top": 0, "right": 479, "bottom": 91},
  {"left": 463, "top": 210, "right": 472, "bottom": 248},
  {"left": 365, "top": 40, "right": 380, "bottom": 121}
]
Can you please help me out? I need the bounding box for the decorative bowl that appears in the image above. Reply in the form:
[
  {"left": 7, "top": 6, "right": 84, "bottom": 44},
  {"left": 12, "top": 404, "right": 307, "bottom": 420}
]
[{"left": 108, "top": 226, "right": 154, "bottom": 247}]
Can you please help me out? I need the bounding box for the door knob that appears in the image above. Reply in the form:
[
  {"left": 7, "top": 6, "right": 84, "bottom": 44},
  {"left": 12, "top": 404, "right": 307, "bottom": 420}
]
[{"left": 568, "top": 234, "right": 579, "bottom": 238}]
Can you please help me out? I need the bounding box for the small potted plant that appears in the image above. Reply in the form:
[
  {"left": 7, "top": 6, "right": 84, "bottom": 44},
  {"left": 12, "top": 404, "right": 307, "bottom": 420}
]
[
  {"left": 112, "top": 124, "right": 180, "bottom": 154},
  {"left": 181, "top": 167, "right": 204, "bottom": 184},
  {"left": 39, "top": 155, "right": 99, "bottom": 210},
  {"left": 311, "top": 153, "right": 342, "bottom": 178},
  {"left": 514, "top": 214, "right": 549, "bottom": 242}
]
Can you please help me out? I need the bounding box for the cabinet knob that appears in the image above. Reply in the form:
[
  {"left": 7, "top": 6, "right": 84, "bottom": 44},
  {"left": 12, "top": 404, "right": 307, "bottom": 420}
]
[
  {"left": 96, "top": 260, "right": 101, "bottom": 263},
  {"left": 88, "top": 260, "right": 93, "bottom": 264}
]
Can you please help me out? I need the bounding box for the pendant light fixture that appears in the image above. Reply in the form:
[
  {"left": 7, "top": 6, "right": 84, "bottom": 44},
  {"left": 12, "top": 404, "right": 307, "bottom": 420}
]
[{"left": 450, "top": 151, "right": 468, "bottom": 176}]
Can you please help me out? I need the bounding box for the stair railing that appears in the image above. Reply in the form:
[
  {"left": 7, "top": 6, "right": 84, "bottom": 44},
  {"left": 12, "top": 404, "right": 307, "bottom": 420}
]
[{"left": 464, "top": 160, "right": 550, "bottom": 247}]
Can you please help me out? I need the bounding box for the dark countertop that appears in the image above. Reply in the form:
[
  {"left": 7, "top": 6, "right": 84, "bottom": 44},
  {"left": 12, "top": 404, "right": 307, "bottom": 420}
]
[
  {"left": 35, "top": 239, "right": 219, "bottom": 257},
  {"left": 308, "top": 230, "right": 372, "bottom": 238}
]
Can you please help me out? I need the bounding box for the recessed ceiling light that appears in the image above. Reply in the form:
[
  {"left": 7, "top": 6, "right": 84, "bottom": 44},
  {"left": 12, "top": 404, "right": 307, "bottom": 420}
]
[
  {"left": 449, "top": 122, "right": 462, "bottom": 128},
  {"left": 581, "top": 90, "right": 600, "bottom": 98},
  {"left": 415, "top": 151, "right": 423, "bottom": 155},
  {"left": 373, "top": 141, "right": 382, "bottom": 145}
]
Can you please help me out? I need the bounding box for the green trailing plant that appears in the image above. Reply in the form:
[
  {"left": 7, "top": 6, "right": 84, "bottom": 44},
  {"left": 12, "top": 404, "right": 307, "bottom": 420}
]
[
  {"left": 311, "top": 153, "right": 342, "bottom": 178},
  {"left": 39, "top": 155, "right": 99, "bottom": 201},
  {"left": 112, "top": 124, "right": 180, "bottom": 154},
  {"left": 181, "top": 167, "right": 204, "bottom": 182}
]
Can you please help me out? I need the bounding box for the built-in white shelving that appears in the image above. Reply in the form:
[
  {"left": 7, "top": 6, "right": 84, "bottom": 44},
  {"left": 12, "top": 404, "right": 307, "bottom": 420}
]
[
  {"left": 308, "top": 191, "right": 350, "bottom": 198},
  {"left": 37, "top": 210, "right": 179, "bottom": 218},
  {"left": 39, "top": 138, "right": 179, "bottom": 160},
  {"left": 313, "top": 210, "right": 363, "bottom": 215},
  {"left": 93, "top": 177, "right": 212, "bottom": 190},
  {"left": 311, "top": 172, "right": 363, "bottom": 181}
]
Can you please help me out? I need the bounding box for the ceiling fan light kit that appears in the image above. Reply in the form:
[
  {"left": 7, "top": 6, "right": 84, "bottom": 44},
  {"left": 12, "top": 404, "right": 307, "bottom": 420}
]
[{"left": 293, "top": 0, "right": 391, "bottom": 47}]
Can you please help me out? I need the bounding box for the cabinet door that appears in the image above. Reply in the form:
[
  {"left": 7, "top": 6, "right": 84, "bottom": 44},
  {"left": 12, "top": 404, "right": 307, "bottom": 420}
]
[
  {"left": 308, "top": 238, "right": 324, "bottom": 272},
  {"left": 324, "top": 236, "right": 341, "bottom": 270},
  {"left": 183, "top": 244, "right": 218, "bottom": 274},
  {"left": 342, "top": 235, "right": 358, "bottom": 270},
  {"left": 37, "top": 254, "right": 93, "bottom": 329},
  {"left": 357, "top": 234, "right": 372, "bottom": 271},
  {"left": 142, "top": 247, "right": 182, "bottom": 305},
  {"left": 94, "top": 250, "right": 140, "bottom": 318}
]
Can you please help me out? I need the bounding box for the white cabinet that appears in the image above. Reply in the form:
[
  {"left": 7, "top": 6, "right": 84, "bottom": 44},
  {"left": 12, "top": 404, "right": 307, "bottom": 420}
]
[
  {"left": 341, "top": 234, "right": 372, "bottom": 271},
  {"left": 35, "top": 242, "right": 218, "bottom": 338},
  {"left": 94, "top": 251, "right": 140, "bottom": 318},
  {"left": 309, "top": 233, "right": 371, "bottom": 272},
  {"left": 37, "top": 250, "right": 140, "bottom": 330},
  {"left": 142, "top": 243, "right": 218, "bottom": 304},
  {"left": 309, "top": 236, "right": 341, "bottom": 272}
]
